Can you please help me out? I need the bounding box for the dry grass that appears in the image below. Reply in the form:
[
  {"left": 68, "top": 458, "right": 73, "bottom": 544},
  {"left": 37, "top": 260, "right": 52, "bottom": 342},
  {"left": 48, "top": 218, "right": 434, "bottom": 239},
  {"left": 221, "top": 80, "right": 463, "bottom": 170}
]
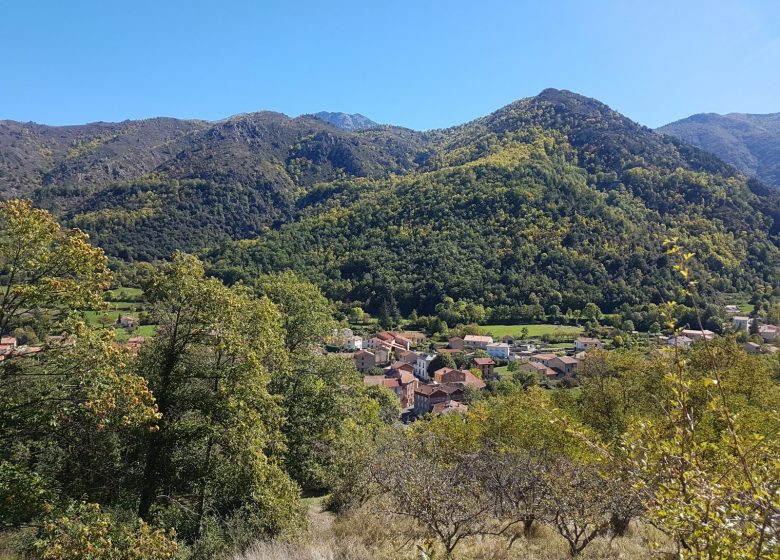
[{"left": 234, "top": 503, "right": 673, "bottom": 560}]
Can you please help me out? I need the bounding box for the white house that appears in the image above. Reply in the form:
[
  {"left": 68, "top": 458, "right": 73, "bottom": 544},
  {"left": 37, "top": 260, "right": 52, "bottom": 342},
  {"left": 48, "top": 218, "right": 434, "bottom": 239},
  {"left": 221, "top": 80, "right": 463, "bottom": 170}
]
[
  {"left": 343, "top": 335, "right": 363, "bottom": 351},
  {"left": 574, "top": 337, "right": 604, "bottom": 352},
  {"left": 414, "top": 353, "right": 436, "bottom": 381},
  {"left": 463, "top": 335, "right": 494, "bottom": 350},
  {"left": 486, "top": 342, "right": 510, "bottom": 359}
]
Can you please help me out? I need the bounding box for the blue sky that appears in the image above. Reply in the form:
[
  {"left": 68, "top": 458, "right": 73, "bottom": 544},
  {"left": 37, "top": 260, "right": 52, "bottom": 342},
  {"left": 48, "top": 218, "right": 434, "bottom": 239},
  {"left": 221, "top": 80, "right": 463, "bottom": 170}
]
[{"left": 2, "top": 0, "right": 779, "bottom": 129}]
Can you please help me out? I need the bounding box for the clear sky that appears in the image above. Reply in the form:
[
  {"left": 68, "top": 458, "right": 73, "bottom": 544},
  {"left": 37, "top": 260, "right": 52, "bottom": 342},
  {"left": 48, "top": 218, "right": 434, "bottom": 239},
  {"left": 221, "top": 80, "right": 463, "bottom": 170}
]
[{"left": 1, "top": 0, "right": 779, "bottom": 130}]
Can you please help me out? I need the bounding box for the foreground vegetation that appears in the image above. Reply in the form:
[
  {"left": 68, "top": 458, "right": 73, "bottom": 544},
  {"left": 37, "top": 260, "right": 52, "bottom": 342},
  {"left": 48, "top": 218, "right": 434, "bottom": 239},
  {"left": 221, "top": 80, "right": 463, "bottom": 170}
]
[{"left": 1, "top": 200, "right": 779, "bottom": 560}]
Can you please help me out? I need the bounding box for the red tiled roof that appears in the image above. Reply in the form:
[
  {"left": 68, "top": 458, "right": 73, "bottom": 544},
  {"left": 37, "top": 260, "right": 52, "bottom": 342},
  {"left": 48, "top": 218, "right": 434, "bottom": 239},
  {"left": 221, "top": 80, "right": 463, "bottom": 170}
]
[
  {"left": 472, "top": 357, "right": 495, "bottom": 365},
  {"left": 363, "top": 376, "right": 400, "bottom": 389}
]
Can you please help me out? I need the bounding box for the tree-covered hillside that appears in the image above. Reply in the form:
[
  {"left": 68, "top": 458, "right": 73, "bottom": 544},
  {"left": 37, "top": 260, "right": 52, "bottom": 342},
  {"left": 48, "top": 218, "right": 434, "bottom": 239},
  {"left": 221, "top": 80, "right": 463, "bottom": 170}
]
[
  {"left": 659, "top": 111, "right": 780, "bottom": 189},
  {"left": 206, "top": 90, "right": 780, "bottom": 314},
  {"left": 2, "top": 89, "right": 779, "bottom": 311}
]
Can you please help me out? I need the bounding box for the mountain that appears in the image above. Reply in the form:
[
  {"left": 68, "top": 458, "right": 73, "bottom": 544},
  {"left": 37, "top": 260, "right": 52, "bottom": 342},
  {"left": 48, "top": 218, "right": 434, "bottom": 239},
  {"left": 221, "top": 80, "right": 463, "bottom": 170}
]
[
  {"left": 658, "top": 112, "right": 780, "bottom": 189},
  {"left": 2, "top": 89, "right": 779, "bottom": 313},
  {"left": 311, "top": 111, "right": 378, "bottom": 131}
]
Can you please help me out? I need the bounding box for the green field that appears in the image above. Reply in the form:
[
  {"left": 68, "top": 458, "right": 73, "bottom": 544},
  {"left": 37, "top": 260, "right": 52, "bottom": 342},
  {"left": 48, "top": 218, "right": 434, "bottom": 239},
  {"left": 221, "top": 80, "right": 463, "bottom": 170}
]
[
  {"left": 105, "top": 287, "right": 144, "bottom": 300},
  {"left": 482, "top": 323, "right": 583, "bottom": 338}
]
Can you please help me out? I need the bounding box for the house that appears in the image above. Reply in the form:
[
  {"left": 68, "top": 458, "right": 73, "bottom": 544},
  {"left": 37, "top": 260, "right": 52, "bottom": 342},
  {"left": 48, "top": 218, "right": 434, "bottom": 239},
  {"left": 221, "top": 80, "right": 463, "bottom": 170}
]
[
  {"left": 521, "top": 361, "right": 562, "bottom": 381},
  {"left": 448, "top": 337, "right": 465, "bottom": 351},
  {"left": 0, "top": 336, "right": 17, "bottom": 355},
  {"left": 516, "top": 342, "right": 536, "bottom": 353},
  {"left": 354, "top": 350, "right": 377, "bottom": 373},
  {"left": 433, "top": 367, "right": 486, "bottom": 390},
  {"left": 373, "top": 346, "right": 391, "bottom": 365},
  {"left": 667, "top": 335, "right": 693, "bottom": 348},
  {"left": 463, "top": 335, "right": 494, "bottom": 350},
  {"left": 471, "top": 357, "right": 496, "bottom": 379},
  {"left": 396, "top": 349, "right": 419, "bottom": 365},
  {"left": 363, "top": 375, "right": 402, "bottom": 401},
  {"left": 549, "top": 356, "right": 579, "bottom": 376},
  {"left": 413, "top": 383, "right": 464, "bottom": 416},
  {"left": 385, "top": 370, "right": 419, "bottom": 408},
  {"left": 486, "top": 342, "right": 511, "bottom": 359},
  {"left": 432, "top": 400, "right": 468, "bottom": 416},
  {"left": 681, "top": 329, "right": 716, "bottom": 341},
  {"left": 343, "top": 335, "right": 363, "bottom": 351},
  {"left": 390, "top": 361, "right": 415, "bottom": 376},
  {"left": 759, "top": 325, "right": 780, "bottom": 342},
  {"left": 399, "top": 331, "right": 427, "bottom": 347},
  {"left": 744, "top": 342, "right": 762, "bottom": 354},
  {"left": 574, "top": 337, "right": 604, "bottom": 352},
  {"left": 369, "top": 331, "right": 412, "bottom": 352},
  {"left": 732, "top": 316, "right": 752, "bottom": 332},
  {"left": 119, "top": 315, "right": 136, "bottom": 328},
  {"left": 529, "top": 353, "right": 558, "bottom": 367},
  {"left": 414, "top": 353, "right": 436, "bottom": 381}
]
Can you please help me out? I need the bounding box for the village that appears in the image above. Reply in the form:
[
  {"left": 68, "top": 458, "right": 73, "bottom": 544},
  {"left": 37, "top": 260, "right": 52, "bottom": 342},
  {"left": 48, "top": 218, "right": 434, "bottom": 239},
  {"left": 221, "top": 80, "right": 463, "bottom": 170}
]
[{"left": 318, "top": 306, "right": 780, "bottom": 420}]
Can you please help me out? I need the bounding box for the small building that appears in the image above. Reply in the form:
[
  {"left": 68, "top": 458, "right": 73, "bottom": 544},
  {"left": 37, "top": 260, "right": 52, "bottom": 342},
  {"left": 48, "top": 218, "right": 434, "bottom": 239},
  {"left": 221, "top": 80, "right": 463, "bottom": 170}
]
[
  {"left": 732, "top": 316, "right": 752, "bottom": 332},
  {"left": 343, "top": 335, "right": 363, "bottom": 351},
  {"left": 486, "top": 342, "right": 511, "bottom": 359},
  {"left": 759, "top": 325, "right": 780, "bottom": 342},
  {"left": 666, "top": 335, "right": 693, "bottom": 348},
  {"left": 433, "top": 367, "right": 486, "bottom": 390},
  {"left": 432, "top": 400, "right": 468, "bottom": 416},
  {"left": 502, "top": 335, "right": 515, "bottom": 345},
  {"left": 463, "top": 335, "right": 494, "bottom": 350},
  {"left": 744, "top": 342, "right": 762, "bottom": 354},
  {"left": 724, "top": 305, "right": 741, "bottom": 315},
  {"left": 448, "top": 336, "right": 465, "bottom": 351},
  {"left": 574, "top": 337, "right": 604, "bottom": 352},
  {"left": 529, "top": 353, "right": 558, "bottom": 367},
  {"left": 354, "top": 350, "right": 377, "bottom": 373},
  {"left": 471, "top": 357, "right": 496, "bottom": 379},
  {"left": 399, "top": 331, "right": 427, "bottom": 347},
  {"left": 373, "top": 345, "right": 391, "bottom": 365},
  {"left": 414, "top": 353, "right": 436, "bottom": 381},
  {"left": 0, "top": 336, "right": 17, "bottom": 355},
  {"left": 549, "top": 356, "right": 579, "bottom": 376},
  {"left": 390, "top": 361, "right": 415, "bottom": 376},
  {"left": 521, "top": 361, "right": 561, "bottom": 381},
  {"left": 413, "top": 383, "right": 465, "bottom": 416},
  {"left": 396, "top": 349, "right": 419, "bottom": 365},
  {"left": 119, "top": 315, "right": 137, "bottom": 328},
  {"left": 681, "top": 329, "right": 716, "bottom": 341}
]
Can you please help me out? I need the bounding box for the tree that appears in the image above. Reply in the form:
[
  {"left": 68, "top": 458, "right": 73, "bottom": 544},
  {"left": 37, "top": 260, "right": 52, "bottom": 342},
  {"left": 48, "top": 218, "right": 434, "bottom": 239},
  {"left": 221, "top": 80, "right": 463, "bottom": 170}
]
[
  {"left": 472, "top": 448, "right": 551, "bottom": 540},
  {"left": 0, "top": 199, "right": 110, "bottom": 338},
  {"left": 582, "top": 303, "right": 602, "bottom": 324},
  {"left": 543, "top": 459, "right": 613, "bottom": 557},
  {"left": 427, "top": 352, "right": 456, "bottom": 376},
  {"left": 256, "top": 270, "right": 335, "bottom": 354},
  {"left": 368, "top": 435, "right": 495, "bottom": 558},
  {"left": 135, "top": 254, "right": 301, "bottom": 547},
  {"left": 0, "top": 202, "right": 156, "bottom": 528}
]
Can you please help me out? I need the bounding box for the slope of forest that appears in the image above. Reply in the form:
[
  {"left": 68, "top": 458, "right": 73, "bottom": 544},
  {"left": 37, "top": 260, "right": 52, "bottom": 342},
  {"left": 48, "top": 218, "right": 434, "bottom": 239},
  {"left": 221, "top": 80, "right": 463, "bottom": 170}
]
[
  {"left": 2, "top": 90, "right": 780, "bottom": 310},
  {"left": 658, "top": 111, "right": 780, "bottom": 189},
  {"left": 206, "top": 90, "right": 780, "bottom": 314}
]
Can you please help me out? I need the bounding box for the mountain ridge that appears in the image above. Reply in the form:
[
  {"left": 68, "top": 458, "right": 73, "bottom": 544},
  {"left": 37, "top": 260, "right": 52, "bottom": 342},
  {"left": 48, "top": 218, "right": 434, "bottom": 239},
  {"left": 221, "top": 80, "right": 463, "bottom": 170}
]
[
  {"left": 658, "top": 111, "right": 780, "bottom": 189},
  {"left": 1, "top": 89, "right": 779, "bottom": 314}
]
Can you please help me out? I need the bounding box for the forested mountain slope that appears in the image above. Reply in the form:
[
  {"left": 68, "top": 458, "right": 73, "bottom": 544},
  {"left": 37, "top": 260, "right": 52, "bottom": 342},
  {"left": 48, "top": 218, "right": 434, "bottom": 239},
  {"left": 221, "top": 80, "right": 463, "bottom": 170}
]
[
  {"left": 206, "top": 90, "right": 780, "bottom": 314},
  {"left": 2, "top": 89, "right": 779, "bottom": 311},
  {"left": 658, "top": 111, "right": 780, "bottom": 189}
]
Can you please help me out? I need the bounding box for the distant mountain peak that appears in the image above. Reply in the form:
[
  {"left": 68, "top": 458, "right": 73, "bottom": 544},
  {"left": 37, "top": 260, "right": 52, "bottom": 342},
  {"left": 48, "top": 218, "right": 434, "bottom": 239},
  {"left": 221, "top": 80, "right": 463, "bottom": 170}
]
[{"left": 310, "top": 112, "right": 378, "bottom": 131}]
